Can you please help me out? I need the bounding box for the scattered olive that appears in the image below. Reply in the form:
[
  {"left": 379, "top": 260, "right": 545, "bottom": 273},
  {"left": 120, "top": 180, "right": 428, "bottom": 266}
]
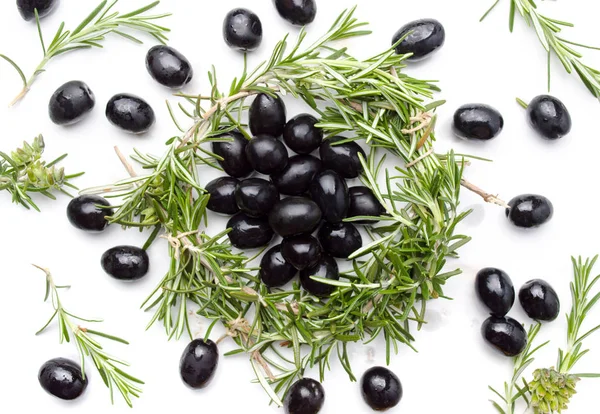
[
  {"left": 319, "top": 137, "right": 366, "bottom": 179},
  {"left": 227, "top": 212, "right": 274, "bottom": 249},
  {"left": 260, "top": 245, "right": 298, "bottom": 288},
  {"left": 282, "top": 234, "right": 322, "bottom": 270},
  {"left": 101, "top": 245, "right": 149, "bottom": 281},
  {"left": 212, "top": 131, "right": 254, "bottom": 178},
  {"left": 300, "top": 254, "right": 339, "bottom": 297},
  {"left": 48, "top": 80, "right": 95, "bottom": 126},
  {"left": 145, "top": 45, "right": 193, "bottom": 89},
  {"left": 309, "top": 170, "right": 349, "bottom": 224},
  {"left": 67, "top": 194, "right": 113, "bottom": 232},
  {"left": 392, "top": 18, "right": 445, "bottom": 61},
  {"left": 284, "top": 378, "right": 325, "bottom": 414},
  {"left": 318, "top": 222, "right": 362, "bottom": 259},
  {"left": 17, "top": 0, "right": 59, "bottom": 21},
  {"left": 271, "top": 155, "right": 322, "bottom": 196},
  {"left": 519, "top": 279, "right": 560, "bottom": 321},
  {"left": 475, "top": 267, "right": 515, "bottom": 317},
  {"left": 179, "top": 339, "right": 219, "bottom": 389},
  {"left": 283, "top": 114, "right": 323, "bottom": 154},
  {"left": 506, "top": 194, "right": 554, "bottom": 228},
  {"left": 38, "top": 357, "right": 87, "bottom": 400},
  {"left": 347, "top": 186, "right": 386, "bottom": 224},
  {"left": 249, "top": 93, "right": 287, "bottom": 137},
  {"left": 361, "top": 366, "right": 402, "bottom": 411},
  {"left": 245, "top": 135, "right": 289, "bottom": 175},
  {"left": 206, "top": 177, "right": 240, "bottom": 215},
  {"left": 105, "top": 93, "right": 155, "bottom": 134},
  {"left": 223, "top": 8, "right": 263, "bottom": 52},
  {"left": 526, "top": 95, "right": 572, "bottom": 140},
  {"left": 269, "top": 197, "right": 323, "bottom": 237},
  {"left": 274, "top": 0, "right": 317, "bottom": 27},
  {"left": 481, "top": 316, "right": 527, "bottom": 357},
  {"left": 453, "top": 104, "right": 504, "bottom": 141},
  {"left": 235, "top": 178, "right": 280, "bottom": 217}
]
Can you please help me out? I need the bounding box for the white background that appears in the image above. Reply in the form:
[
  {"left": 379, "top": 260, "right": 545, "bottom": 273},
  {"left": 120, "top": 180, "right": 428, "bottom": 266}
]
[{"left": 1, "top": 0, "right": 599, "bottom": 413}]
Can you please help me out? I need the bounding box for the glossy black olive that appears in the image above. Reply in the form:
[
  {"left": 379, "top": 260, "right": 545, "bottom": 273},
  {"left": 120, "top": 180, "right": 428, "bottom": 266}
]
[
  {"left": 282, "top": 234, "right": 322, "bottom": 270},
  {"left": 392, "top": 18, "right": 445, "bottom": 61},
  {"left": 245, "top": 135, "right": 289, "bottom": 175},
  {"left": 519, "top": 279, "right": 560, "bottom": 321},
  {"left": 260, "top": 245, "right": 298, "bottom": 288},
  {"left": 283, "top": 114, "right": 322, "bottom": 154},
  {"left": 284, "top": 378, "right": 325, "bottom": 414},
  {"left": 361, "top": 366, "right": 402, "bottom": 411},
  {"left": 249, "top": 93, "right": 287, "bottom": 137},
  {"left": 101, "top": 245, "right": 149, "bottom": 281},
  {"left": 475, "top": 267, "right": 515, "bottom": 317},
  {"left": 179, "top": 339, "right": 219, "bottom": 389},
  {"left": 274, "top": 0, "right": 317, "bottom": 26},
  {"left": 105, "top": 94, "right": 155, "bottom": 134},
  {"left": 453, "top": 104, "right": 504, "bottom": 141},
  {"left": 145, "top": 45, "right": 193, "bottom": 89},
  {"left": 235, "top": 178, "right": 280, "bottom": 217},
  {"left": 271, "top": 155, "right": 322, "bottom": 196},
  {"left": 17, "top": 0, "right": 59, "bottom": 21},
  {"left": 212, "top": 131, "right": 254, "bottom": 178},
  {"left": 506, "top": 194, "right": 554, "bottom": 228},
  {"left": 318, "top": 222, "right": 362, "bottom": 259},
  {"left": 206, "top": 177, "right": 240, "bottom": 215},
  {"left": 309, "top": 170, "right": 349, "bottom": 224},
  {"left": 481, "top": 316, "right": 527, "bottom": 357},
  {"left": 300, "top": 254, "right": 339, "bottom": 297},
  {"left": 526, "top": 95, "right": 572, "bottom": 140},
  {"left": 38, "top": 357, "right": 87, "bottom": 400},
  {"left": 319, "top": 137, "right": 366, "bottom": 179},
  {"left": 347, "top": 186, "right": 386, "bottom": 224},
  {"left": 223, "top": 8, "right": 263, "bottom": 52},
  {"left": 269, "top": 197, "right": 322, "bottom": 237},
  {"left": 67, "top": 195, "right": 113, "bottom": 232},
  {"left": 227, "top": 212, "right": 274, "bottom": 249},
  {"left": 48, "top": 80, "right": 95, "bottom": 126}
]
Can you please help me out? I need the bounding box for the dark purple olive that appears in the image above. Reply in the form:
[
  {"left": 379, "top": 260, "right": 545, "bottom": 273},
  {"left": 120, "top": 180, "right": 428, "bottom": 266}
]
[
  {"left": 38, "top": 358, "right": 87, "bottom": 400},
  {"left": 318, "top": 222, "right": 362, "bottom": 259},
  {"left": 475, "top": 268, "right": 515, "bottom": 317},
  {"left": 300, "top": 254, "right": 339, "bottom": 297},
  {"left": 271, "top": 155, "right": 322, "bottom": 196},
  {"left": 223, "top": 8, "right": 262, "bottom": 52},
  {"left": 274, "top": 0, "right": 317, "bottom": 26},
  {"left": 212, "top": 131, "right": 254, "bottom": 178},
  {"left": 392, "top": 18, "right": 445, "bottom": 61},
  {"left": 249, "top": 93, "right": 287, "bottom": 137},
  {"left": 526, "top": 95, "right": 572, "bottom": 140},
  {"left": 245, "top": 135, "right": 289, "bottom": 175},
  {"left": 235, "top": 178, "right": 280, "bottom": 217},
  {"left": 347, "top": 186, "right": 386, "bottom": 224},
  {"left": 453, "top": 104, "right": 504, "bottom": 141},
  {"left": 482, "top": 316, "right": 527, "bottom": 357},
  {"left": 283, "top": 114, "right": 323, "bottom": 154},
  {"left": 269, "top": 197, "right": 322, "bottom": 237},
  {"left": 67, "top": 195, "right": 113, "bottom": 232},
  {"left": 284, "top": 378, "right": 325, "bottom": 414},
  {"left": 101, "top": 245, "right": 149, "bottom": 281},
  {"left": 319, "top": 137, "right": 366, "bottom": 179},
  {"left": 48, "top": 80, "right": 95, "bottom": 126},
  {"left": 179, "top": 339, "right": 219, "bottom": 389},
  {"left": 506, "top": 194, "right": 553, "bottom": 228},
  {"left": 309, "top": 170, "right": 349, "bottom": 224},
  {"left": 17, "top": 0, "right": 59, "bottom": 21},
  {"left": 519, "top": 279, "right": 560, "bottom": 321},
  {"left": 361, "top": 366, "right": 402, "bottom": 411},
  {"left": 260, "top": 245, "right": 297, "bottom": 288},
  {"left": 145, "top": 45, "right": 193, "bottom": 89},
  {"left": 282, "top": 234, "right": 322, "bottom": 270},
  {"left": 206, "top": 177, "right": 240, "bottom": 215},
  {"left": 227, "top": 212, "right": 274, "bottom": 249},
  {"left": 106, "top": 94, "right": 155, "bottom": 134}
]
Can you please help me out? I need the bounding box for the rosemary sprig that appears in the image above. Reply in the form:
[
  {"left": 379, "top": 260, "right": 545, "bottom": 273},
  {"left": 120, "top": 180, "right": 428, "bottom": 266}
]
[{"left": 34, "top": 265, "right": 144, "bottom": 407}]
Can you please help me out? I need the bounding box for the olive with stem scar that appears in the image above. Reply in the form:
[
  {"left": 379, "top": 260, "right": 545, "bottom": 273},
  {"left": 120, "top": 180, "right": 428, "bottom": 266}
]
[
  {"left": 235, "top": 178, "right": 280, "bottom": 217},
  {"left": 212, "top": 130, "right": 254, "bottom": 178},
  {"left": 392, "top": 18, "right": 445, "bottom": 61},
  {"left": 67, "top": 195, "right": 113, "bottom": 232},
  {"left": 274, "top": 0, "right": 317, "bottom": 27},
  {"left": 271, "top": 155, "right": 322, "bottom": 196},
  {"left": 223, "top": 8, "right": 263, "bottom": 52},
  {"left": 283, "top": 114, "right": 322, "bottom": 154},
  {"left": 453, "top": 104, "right": 504, "bottom": 141},
  {"left": 145, "top": 45, "right": 193, "bottom": 89},
  {"left": 245, "top": 135, "right": 289, "bottom": 175},
  {"left": 481, "top": 316, "right": 527, "bottom": 357},
  {"left": 249, "top": 93, "right": 287, "bottom": 137},
  {"left": 284, "top": 377, "right": 325, "bottom": 414},
  {"left": 38, "top": 357, "right": 87, "bottom": 400},
  {"left": 101, "top": 246, "right": 149, "bottom": 281},
  {"left": 282, "top": 234, "right": 322, "bottom": 270},
  {"left": 269, "top": 197, "right": 322, "bottom": 237},
  {"left": 519, "top": 279, "right": 560, "bottom": 321},
  {"left": 475, "top": 267, "right": 515, "bottom": 317},
  {"left": 260, "top": 245, "right": 297, "bottom": 288},
  {"left": 361, "top": 366, "right": 403, "bottom": 411},
  {"left": 179, "top": 339, "right": 219, "bottom": 389},
  {"left": 106, "top": 94, "right": 155, "bottom": 134},
  {"left": 525, "top": 95, "right": 572, "bottom": 140},
  {"left": 48, "top": 81, "right": 95, "bottom": 126},
  {"left": 506, "top": 194, "right": 554, "bottom": 228},
  {"left": 227, "top": 213, "right": 274, "bottom": 249},
  {"left": 300, "top": 254, "right": 339, "bottom": 297},
  {"left": 206, "top": 177, "right": 240, "bottom": 215}
]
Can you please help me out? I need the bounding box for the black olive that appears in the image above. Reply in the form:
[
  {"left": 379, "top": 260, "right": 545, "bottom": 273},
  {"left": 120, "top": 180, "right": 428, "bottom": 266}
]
[
  {"left": 361, "top": 366, "right": 402, "bottom": 411},
  {"left": 519, "top": 279, "right": 560, "bottom": 321},
  {"left": 38, "top": 357, "right": 87, "bottom": 400},
  {"left": 453, "top": 104, "right": 504, "bottom": 141},
  {"left": 67, "top": 195, "right": 113, "bottom": 232},
  {"left": 274, "top": 0, "right": 317, "bottom": 27},
  {"left": 227, "top": 212, "right": 274, "bottom": 249},
  {"left": 319, "top": 137, "right": 366, "bottom": 179},
  {"left": 245, "top": 135, "right": 289, "bottom": 175},
  {"left": 206, "top": 177, "right": 240, "bottom": 215},
  {"left": 260, "top": 245, "right": 298, "bottom": 288},
  {"left": 145, "top": 45, "right": 193, "bottom": 89},
  {"left": 235, "top": 178, "right": 280, "bottom": 217},
  {"left": 526, "top": 95, "right": 572, "bottom": 140},
  {"left": 309, "top": 170, "right": 349, "bottom": 224},
  {"left": 506, "top": 194, "right": 554, "bottom": 228},
  {"left": 179, "top": 339, "right": 219, "bottom": 389},
  {"left": 17, "top": 0, "right": 59, "bottom": 21},
  {"left": 300, "top": 254, "right": 339, "bottom": 297},
  {"left": 269, "top": 197, "right": 322, "bottom": 237},
  {"left": 282, "top": 234, "right": 322, "bottom": 270},
  {"left": 392, "top": 18, "right": 445, "bottom": 61},
  {"left": 212, "top": 131, "right": 254, "bottom": 178},
  {"left": 249, "top": 93, "right": 287, "bottom": 137},
  {"left": 284, "top": 378, "right": 325, "bottom": 414},
  {"left": 106, "top": 94, "right": 155, "bottom": 134},
  {"left": 271, "top": 155, "right": 322, "bottom": 196},
  {"left": 283, "top": 114, "right": 323, "bottom": 154},
  {"left": 101, "top": 245, "right": 149, "bottom": 281},
  {"left": 475, "top": 267, "right": 515, "bottom": 317},
  {"left": 347, "top": 186, "right": 386, "bottom": 224},
  {"left": 481, "top": 316, "right": 527, "bottom": 357},
  {"left": 318, "top": 222, "right": 362, "bottom": 259},
  {"left": 48, "top": 81, "right": 95, "bottom": 126},
  {"left": 223, "top": 8, "right": 263, "bottom": 52}
]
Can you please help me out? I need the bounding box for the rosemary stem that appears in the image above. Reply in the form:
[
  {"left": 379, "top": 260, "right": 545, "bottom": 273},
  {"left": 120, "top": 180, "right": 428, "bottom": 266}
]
[
  {"left": 460, "top": 178, "right": 509, "bottom": 208},
  {"left": 9, "top": 57, "right": 49, "bottom": 107}
]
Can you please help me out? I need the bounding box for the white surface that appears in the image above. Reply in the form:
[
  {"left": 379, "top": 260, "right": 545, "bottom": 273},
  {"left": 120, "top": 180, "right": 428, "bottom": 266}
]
[{"left": 1, "top": 0, "right": 599, "bottom": 413}]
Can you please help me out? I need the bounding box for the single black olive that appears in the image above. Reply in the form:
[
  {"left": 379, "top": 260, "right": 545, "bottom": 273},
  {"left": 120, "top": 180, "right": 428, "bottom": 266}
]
[
  {"left": 347, "top": 186, "right": 386, "bottom": 224},
  {"left": 260, "top": 245, "right": 298, "bottom": 288},
  {"left": 212, "top": 131, "right": 254, "bottom": 178},
  {"left": 227, "top": 212, "right": 274, "bottom": 249},
  {"left": 269, "top": 197, "right": 322, "bottom": 237},
  {"left": 17, "top": 0, "right": 59, "bottom": 21},
  {"left": 318, "top": 222, "right": 362, "bottom": 259},
  {"left": 67, "top": 195, "right": 113, "bottom": 232},
  {"left": 453, "top": 104, "right": 504, "bottom": 141},
  {"left": 101, "top": 245, "right": 149, "bottom": 281},
  {"left": 48, "top": 80, "right": 95, "bottom": 126},
  {"left": 482, "top": 316, "right": 527, "bottom": 357},
  {"left": 206, "top": 177, "right": 240, "bottom": 215},
  {"left": 271, "top": 155, "right": 322, "bottom": 196},
  {"left": 106, "top": 93, "right": 155, "bottom": 134},
  {"left": 223, "top": 8, "right": 263, "bottom": 52},
  {"left": 283, "top": 114, "right": 323, "bottom": 154},
  {"left": 319, "top": 137, "right": 366, "bottom": 179},
  {"left": 360, "top": 366, "right": 402, "bottom": 411},
  {"left": 145, "top": 45, "right": 193, "bottom": 89},
  {"left": 300, "top": 254, "right": 339, "bottom": 297},
  {"left": 526, "top": 95, "right": 572, "bottom": 140},
  {"left": 506, "top": 194, "right": 554, "bottom": 228},
  {"left": 284, "top": 378, "right": 325, "bottom": 414},
  {"left": 282, "top": 234, "right": 322, "bottom": 270},
  {"left": 519, "top": 279, "right": 560, "bottom": 321},
  {"left": 392, "top": 18, "right": 445, "bottom": 61},
  {"left": 249, "top": 93, "right": 287, "bottom": 137},
  {"left": 179, "top": 339, "right": 219, "bottom": 389},
  {"left": 245, "top": 135, "right": 289, "bottom": 175},
  {"left": 309, "top": 170, "right": 349, "bottom": 224},
  {"left": 475, "top": 267, "right": 515, "bottom": 317},
  {"left": 38, "top": 357, "right": 87, "bottom": 400},
  {"left": 274, "top": 0, "right": 317, "bottom": 26},
  {"left": 235, "top": 178, "right": 280, "bottom": 217}
]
